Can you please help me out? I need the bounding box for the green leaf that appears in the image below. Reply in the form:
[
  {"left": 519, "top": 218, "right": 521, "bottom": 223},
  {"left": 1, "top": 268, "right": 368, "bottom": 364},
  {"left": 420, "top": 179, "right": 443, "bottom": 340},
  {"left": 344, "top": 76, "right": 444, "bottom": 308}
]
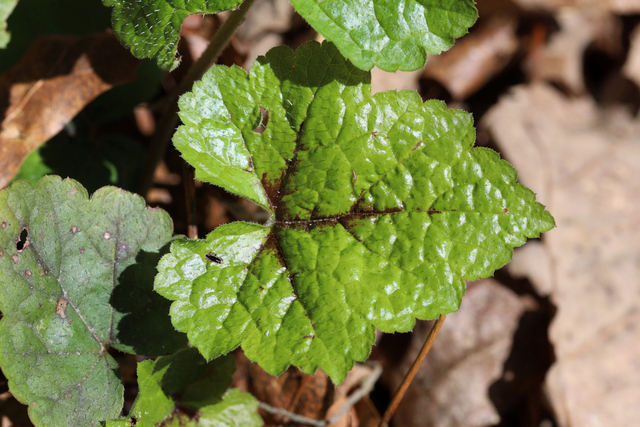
[
  {"left": 102, "top": 0, "right": 242, "bottom": 70},
  {"left": 108, "top": 349, "right": 262, "bottom": 426},
  {"left": 290, "top": 0, "right": 478, "bottom": 71},
  {"left": 157, "top": 41, "right": 555, "bottom": 383},
  {"left": 0, "top": 176, "right": 186, "bottom": 426},
  {"left": 0, "top": 0, "right": 18, "bottom": 48}
]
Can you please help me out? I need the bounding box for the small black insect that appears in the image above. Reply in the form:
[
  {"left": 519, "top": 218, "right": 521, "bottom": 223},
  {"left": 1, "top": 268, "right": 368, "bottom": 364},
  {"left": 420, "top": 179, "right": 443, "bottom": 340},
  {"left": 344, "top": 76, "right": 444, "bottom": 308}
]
[{"left": 205, "top": 252, "right": 223, "bottom": 264}]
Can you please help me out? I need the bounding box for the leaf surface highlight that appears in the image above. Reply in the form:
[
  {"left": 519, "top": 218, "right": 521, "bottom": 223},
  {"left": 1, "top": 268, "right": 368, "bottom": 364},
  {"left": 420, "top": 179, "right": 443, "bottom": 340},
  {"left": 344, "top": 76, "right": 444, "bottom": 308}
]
[{"left": 158, "top": 41, "right": 555, "bottom": 383}]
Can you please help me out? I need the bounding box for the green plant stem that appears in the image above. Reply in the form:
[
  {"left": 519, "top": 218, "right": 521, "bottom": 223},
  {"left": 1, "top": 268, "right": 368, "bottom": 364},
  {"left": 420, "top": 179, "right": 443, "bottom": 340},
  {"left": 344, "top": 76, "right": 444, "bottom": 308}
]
[
  {"left": 138, "top": 0, "right": 258, "bottom": 197},
  {"left": 378, "top": 314, "right": 447, "bottom": 427}
]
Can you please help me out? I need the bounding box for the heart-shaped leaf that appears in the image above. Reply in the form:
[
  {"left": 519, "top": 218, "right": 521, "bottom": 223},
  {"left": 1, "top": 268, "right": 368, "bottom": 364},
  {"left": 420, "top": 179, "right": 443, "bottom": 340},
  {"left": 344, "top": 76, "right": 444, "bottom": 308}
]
[
  {"left": 156, "top": 41, "right": 555, "bottom": 383},
  {"left": 290, "top": 0, "right": 478, "bottom": 71},
  {"left": 0, "top": 176, "right": 186, "bottom": 426},
  {"left": 102, "top": 0, "right": 242, "bottom": 70}
]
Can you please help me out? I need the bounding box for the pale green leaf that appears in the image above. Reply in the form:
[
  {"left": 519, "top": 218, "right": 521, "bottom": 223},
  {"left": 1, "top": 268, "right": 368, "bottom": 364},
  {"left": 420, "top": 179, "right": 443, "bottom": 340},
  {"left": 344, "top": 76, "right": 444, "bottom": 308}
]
[
  {"left": 0, "top": 0, "right": 18, "bottom": 48},
  {"left": 290, "top": 0, "right": 478, "bottom": 71},
  {"left": 157, "top": 41, "right": 555, "bottom": 383},
  {"left": 102, "top": 0, "right": 242, "bottom": 70},
  {"left": 0, "top": 176, "right": 186, "bottom": 426}
]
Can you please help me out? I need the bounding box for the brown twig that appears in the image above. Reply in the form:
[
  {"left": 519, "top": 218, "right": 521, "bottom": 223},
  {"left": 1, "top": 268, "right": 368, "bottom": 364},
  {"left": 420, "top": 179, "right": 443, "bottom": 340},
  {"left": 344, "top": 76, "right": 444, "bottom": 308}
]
[
  {"left": 378, "top": 314, "right": 447, "bottom": 427},
  {"left": 182, "top": 161, "right": 198, "bottom": 239}
]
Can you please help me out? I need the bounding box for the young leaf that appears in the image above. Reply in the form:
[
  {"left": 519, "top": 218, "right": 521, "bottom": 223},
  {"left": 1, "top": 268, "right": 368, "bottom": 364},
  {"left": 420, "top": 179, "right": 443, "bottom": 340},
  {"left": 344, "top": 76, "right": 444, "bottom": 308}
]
[
  {"left": 290, "top": 0, "right": 478, "bottom": 71},
  {"left": 156, "top": 41, "right": 555, "bottom": 383},
  {"left": 107, "top": 349, "right": 262, "bottom": 426},
  {"left": 0, "top": 176, "right": 186, "bottom": 426},
  {"left": 102, "top": 0, "right": 242, "bottom": 70}
]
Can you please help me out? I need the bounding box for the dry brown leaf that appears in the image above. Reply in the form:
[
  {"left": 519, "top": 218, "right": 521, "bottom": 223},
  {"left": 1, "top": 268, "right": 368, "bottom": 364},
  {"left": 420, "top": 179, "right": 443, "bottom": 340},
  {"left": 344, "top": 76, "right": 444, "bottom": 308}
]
[
  {"left": 325, "top": 364, "right": 381, "bottom": 427},
  {"left": 352, "top": 397, "right": 381, "bottom": 427},
  {"left": 423, "top": 14, "right": 518, "bottom": 100},
  {"left": 0, "top": 33, "right": 140, "bottom": 188},
  {"left": 483, "top": 82, "right": 640, "bottom": 427},
  {"left": 232, "top": 351, "right": 333, "bottom": 425},
  {"left": 513, "top": 0, "right": 640, "bottom": 12},
  {"left": 371, "top": 68, "right": 423, "bottom": 95},
  {"left": 233, "top": 352, "right": 381, "bottom": 426},
  {"left": 379, "top": 279, "right": 530, "bottom": 427},
  {"left": 525, "top": 9, "right": 619, "bottom": 94},
  {"left": 234, "top": 0, "right": 295, "bottom": 69},
  {"left": 623, "top": 24, "right": 640, "bottom": 90}
]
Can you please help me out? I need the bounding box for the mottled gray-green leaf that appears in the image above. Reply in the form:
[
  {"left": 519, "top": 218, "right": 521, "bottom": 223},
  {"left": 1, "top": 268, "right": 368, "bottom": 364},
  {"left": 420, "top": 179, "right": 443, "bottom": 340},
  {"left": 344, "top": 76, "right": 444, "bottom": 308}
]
[{"left": 0, "top": 176, "right": 186, "bottom": 426}]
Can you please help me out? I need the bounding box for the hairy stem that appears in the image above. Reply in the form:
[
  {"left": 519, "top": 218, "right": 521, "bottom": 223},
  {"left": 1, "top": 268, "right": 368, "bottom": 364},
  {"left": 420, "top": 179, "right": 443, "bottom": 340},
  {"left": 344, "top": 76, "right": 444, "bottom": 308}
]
[
  {"left": 138, "top": 0, "right": 258, "bottom": 197},
  {"left": 379, "top": 314, "right": 447, "bottom": 427}
]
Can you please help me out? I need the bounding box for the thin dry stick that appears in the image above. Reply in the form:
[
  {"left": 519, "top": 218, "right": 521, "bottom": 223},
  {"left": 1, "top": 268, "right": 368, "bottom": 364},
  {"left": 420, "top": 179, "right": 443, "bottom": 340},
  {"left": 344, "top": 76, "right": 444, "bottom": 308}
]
[
  {"left": 325, "top": 363, "right": 383, "bottom": 425},
  {"left": 138, "top": 0, "right": 258, "bottom": 197},
  {"left": 182, "top": 161, "right": 198, "bottom": 239},
  {"left": 379, "top": 314, "right": 447, "bottom": 427},
  {"left": 258, "top": 402, "right": 326, "bottom": 427}
]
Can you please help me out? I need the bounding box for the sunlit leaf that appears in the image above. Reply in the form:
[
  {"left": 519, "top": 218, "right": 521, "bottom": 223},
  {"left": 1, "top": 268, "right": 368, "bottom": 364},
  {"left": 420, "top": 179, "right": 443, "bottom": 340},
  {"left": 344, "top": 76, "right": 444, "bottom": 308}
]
[
  {"left": 290, "top": 0, "right": 478, "bottom": 71},
  {"left": 156, "top": 41, "right": 555, "bottom": 383}
]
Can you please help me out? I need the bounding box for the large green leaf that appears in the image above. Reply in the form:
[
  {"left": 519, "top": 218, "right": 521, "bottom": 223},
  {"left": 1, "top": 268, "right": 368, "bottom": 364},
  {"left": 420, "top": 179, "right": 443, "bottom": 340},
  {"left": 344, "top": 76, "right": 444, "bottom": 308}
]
[
  {"left": 290, "top": 0, "right": 478, "bottom": 71},
  {"left": 156, "top": 41, "right": 555, "bottom": 383},
  {"left": 107, "top": 349, "right": 262, "bottom": 427},
  {"left": 0, "top": 176, "right": 186, "bottom": 426},
  {"left": 0, "top": 0, "right": 18, "bottom": 48},
  {"left": 102, "top": 0, "right": 242, "bottom": 70}
]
